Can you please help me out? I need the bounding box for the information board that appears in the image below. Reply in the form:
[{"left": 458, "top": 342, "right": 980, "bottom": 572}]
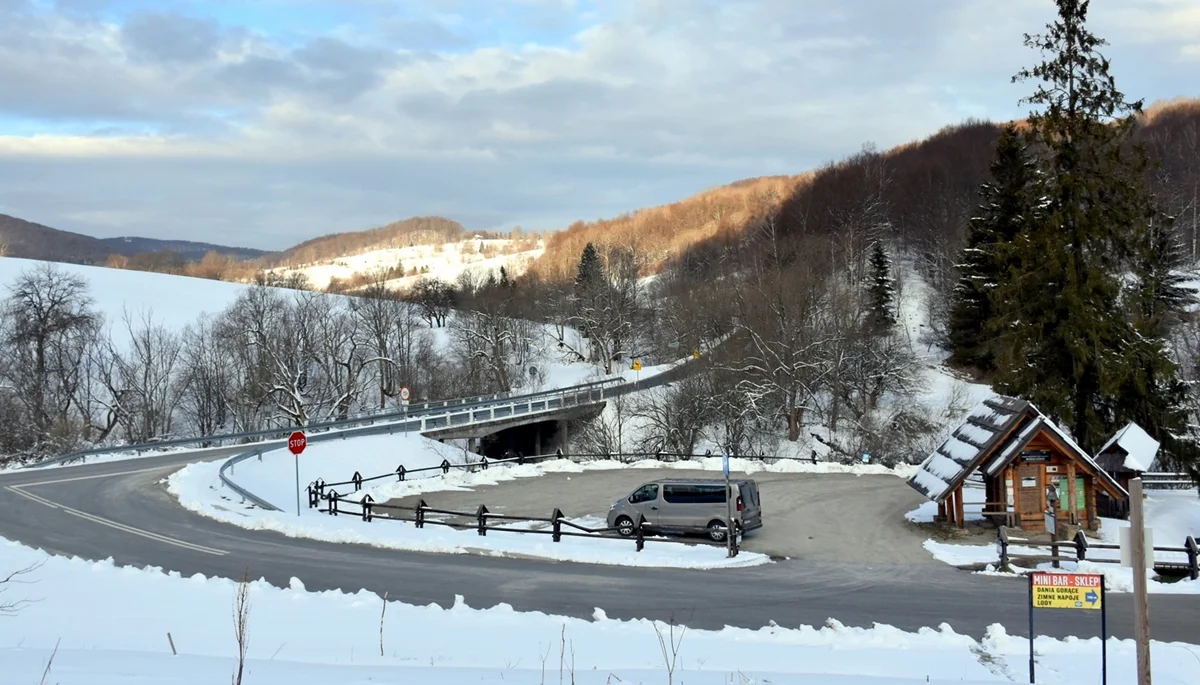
[{"left": 1031, "top": 572, "right": 1103, "bottom": 610}]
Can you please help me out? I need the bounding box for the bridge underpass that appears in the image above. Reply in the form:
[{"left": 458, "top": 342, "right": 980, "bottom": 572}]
[{"left": 422, "top": 403, "right": 606, "bottom": 459}]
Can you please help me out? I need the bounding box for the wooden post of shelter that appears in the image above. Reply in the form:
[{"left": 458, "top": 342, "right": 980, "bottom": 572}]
[
  {"left": 954, "top": 483, "right": 966, "bottom": 529},
  {"left": 937, "top": 500, "right": 947, "bottom": 522}
]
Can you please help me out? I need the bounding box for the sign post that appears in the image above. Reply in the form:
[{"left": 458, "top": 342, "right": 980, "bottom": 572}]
[
  {"left": 400, "top": 386, "right": 411, "bottom": 435},
  {"left": 1028, "top": 571, "right": 1106, "bottom": 684},
  {"left": 723, "top": 453, "right": 733, "bottom": 558},
  {"left": 631, "top": 359, "right": 642, "bottom": 387},
  {"left": 288, "top": 430, "right": 307, "bottom": 516}
]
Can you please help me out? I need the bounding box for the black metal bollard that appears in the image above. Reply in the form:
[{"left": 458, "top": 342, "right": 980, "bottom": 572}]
[
  {"left": 1074, "top": 529, "right": 1089, "bottom": 561},
  {"left": 1187, "top": 536, "right": 1199, "bottom": 581},
  {"left": 477, "top": 505, "right": 489, "bottom": 536},
  {"left": 327, "top": 490, "right": 339, "bottom": 516},
  {"left": 635, "top": 513, "right": 645, "bottom": 552},
  {"left": 481, "top": 457, "right": 489, "bottom": 471},
  {"left": 551, "top": 508, "right": 562, "bottom": 542},
  {"left": 352, "top": 471, "right": 363, "bottom": 491},
  {"left": 361, "top": 494, "right": 374, "bottom": 522},
  {"left": 396, "top": 465, "right": 406, "bottom": 481},
  {"left": 415, "top": 499, "right": 426, "bottom": 528},
  {"left": 997, "top": 527, "right": 1010, "bottom": 568},
  {"left": 441, "top": 459, "right": 451, "bottom": 474}
]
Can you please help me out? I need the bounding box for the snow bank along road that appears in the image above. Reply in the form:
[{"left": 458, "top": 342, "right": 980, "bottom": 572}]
[{"left": 2, "top": 450, "right": 1200, "bottom": 644}]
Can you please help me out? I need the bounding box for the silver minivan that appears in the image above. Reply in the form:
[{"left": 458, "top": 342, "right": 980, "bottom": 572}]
[{"left": 606, "top": 478, "right": 762, "bottom": 542}]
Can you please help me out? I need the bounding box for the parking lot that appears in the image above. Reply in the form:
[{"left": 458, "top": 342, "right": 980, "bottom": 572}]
[{"left": 383, "top": 467, "right": 936, "bottom": 564}]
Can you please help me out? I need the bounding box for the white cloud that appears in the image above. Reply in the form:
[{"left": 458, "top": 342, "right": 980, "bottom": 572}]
[{"left": 0, "top": 0, "right": 1195, "bottom": 249}]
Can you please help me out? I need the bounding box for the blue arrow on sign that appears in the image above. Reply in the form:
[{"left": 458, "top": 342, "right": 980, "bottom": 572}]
[{"left": 1085, "top": 590, "right": 1099, "bottom": 605}]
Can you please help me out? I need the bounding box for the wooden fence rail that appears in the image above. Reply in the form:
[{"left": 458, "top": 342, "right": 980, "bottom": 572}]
[
  {"left": 996, "top": 526, "right": 1199, "bottom": 580},
  {"left": 314, "top": 489, "right": 741, "bottom": 556}
]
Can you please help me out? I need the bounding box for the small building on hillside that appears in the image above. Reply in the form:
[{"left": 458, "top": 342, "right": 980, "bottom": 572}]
[
  {"left": 1093, "top": 422, "right": 1161, "bottom": 518},
  {"left": 906, "top": 395, "right": 1128, "bottom": 532}
]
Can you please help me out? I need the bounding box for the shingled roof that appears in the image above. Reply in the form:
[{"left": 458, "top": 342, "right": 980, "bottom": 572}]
[
  {"left": 907, "top": 395, "right": 1030, "bottom": 502},
  {"left": 907, "top": 394, "right": 1129, "bottom": 502}
]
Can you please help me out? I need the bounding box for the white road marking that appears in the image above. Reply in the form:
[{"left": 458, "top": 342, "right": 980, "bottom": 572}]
[
  {"left": 14, "top": 464, "right": 174, "bottom": 487},
  {"left": 5, "top": 473, "right": 229, "bottom": 557},
  {"left": 4, "top": 485, "right": 59, "bottom": 509}
]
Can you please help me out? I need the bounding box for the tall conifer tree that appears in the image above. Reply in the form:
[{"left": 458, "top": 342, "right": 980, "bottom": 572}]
[
  {"left": 989, "top": 0, "right": 1171, "bottom": 452},
  {"left": 949, "top": 124, "right": 1040, "bottom": 370},
  {"left": 867, "top": 241, "right": 896, "bottom": 334}
]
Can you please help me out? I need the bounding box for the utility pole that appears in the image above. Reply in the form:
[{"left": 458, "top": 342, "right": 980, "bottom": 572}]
[{"left": 1130, "top": 477, "right": 1152, "bottom": 685}]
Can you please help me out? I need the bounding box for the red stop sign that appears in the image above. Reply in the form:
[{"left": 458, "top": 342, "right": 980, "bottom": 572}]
[{"left": 288, "top": 431, "right": 307, "bottom": 455}]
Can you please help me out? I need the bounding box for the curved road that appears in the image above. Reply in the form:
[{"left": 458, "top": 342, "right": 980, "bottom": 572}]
[{"left": 2, "top": 450, "right": 1198, "bottom": 643}]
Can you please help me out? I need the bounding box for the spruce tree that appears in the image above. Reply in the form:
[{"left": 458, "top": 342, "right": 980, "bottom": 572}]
[
  {"left": 948, "top": 124, "right": 1040, "bottom": 370},
  {"left": 990, "top": 0, "right": 1171, "bottom": 452},
  {"left": 867, "top": 240, "right": 896, "bottom": 333},
  {"left": 575, "top": 243, "right": 603, "bottom": 287}
]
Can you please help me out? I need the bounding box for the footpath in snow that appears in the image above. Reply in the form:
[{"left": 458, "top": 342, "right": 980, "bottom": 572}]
[
  {"left": 3, "top": 536, "right": 1200, "bottom": 685},
  {"left": 908, "top": 487, "right": 1200, "bottom": 595},
  {"left": 172, "top": 432, "right": 777, "bottom": 569}
]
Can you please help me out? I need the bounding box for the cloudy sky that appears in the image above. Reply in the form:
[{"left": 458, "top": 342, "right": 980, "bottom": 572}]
[{"left": 0, "top": 0, "right": 1197, "bottom": 250}]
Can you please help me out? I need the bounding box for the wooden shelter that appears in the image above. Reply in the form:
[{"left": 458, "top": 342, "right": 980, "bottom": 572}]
[
  {"left": 907, "top": 395, "right": 1128, "bottom": 532},
  {"left": 1093, "top": 421, "right": 1160, "bottom": 518}
]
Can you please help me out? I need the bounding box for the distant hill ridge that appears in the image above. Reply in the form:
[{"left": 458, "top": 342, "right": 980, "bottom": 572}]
[
  {"left": 0, "top": 213, "right": 267, "bottom": 264},
  {"left": 271, "top": 216, "right": 496, "bottom": 268}
]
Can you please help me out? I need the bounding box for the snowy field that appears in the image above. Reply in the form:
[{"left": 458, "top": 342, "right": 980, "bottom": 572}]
[
  {"left": 0, "top": 256, "right": 255, "bottom": 331},
  {"left": 274, "top": 237, "right": 543, "bottom": 292},
  {"left": 3, "top": 536, "right": 1200, "bottom": 685},
  {"left": 912, "top": 489, "right": 1200, "bottom": 594}
]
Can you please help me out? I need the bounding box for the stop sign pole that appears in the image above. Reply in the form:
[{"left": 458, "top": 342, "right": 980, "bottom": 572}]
[{"left": 288, "top": 431, "right": 307, "bottom": 516}]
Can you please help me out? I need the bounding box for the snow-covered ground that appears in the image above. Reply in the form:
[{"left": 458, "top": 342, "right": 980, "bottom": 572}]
[
  {"left": 273, "top": 237, "right": 543, "bottom": 292},
  {"left": 170, "top": 433, "right": 774, "bottom": 569},
  {"left": 0, "top": 256, "right": 255, "bottom": 331},
  {"left": 3, "top": 535, "right": 1199, "bottom": 685},
  {"left": 914, "top": 489, "right": 1200, "bottom": 594}
]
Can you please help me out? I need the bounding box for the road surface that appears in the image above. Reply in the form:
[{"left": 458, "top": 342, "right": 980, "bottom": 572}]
[
  {"left": 384, "top": 469, "right": 935, "bottom": 563},
  {"left": 1, "top": 451, "right": 1198, "bottom": 643}
]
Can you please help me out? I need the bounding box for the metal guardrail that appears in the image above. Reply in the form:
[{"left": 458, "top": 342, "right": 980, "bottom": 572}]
[
  {"left": 28, "top": 376, "right": 625, "bottom": 469},
  {"left": 217, "top": 376, "right": 655, "bottom": 510}
]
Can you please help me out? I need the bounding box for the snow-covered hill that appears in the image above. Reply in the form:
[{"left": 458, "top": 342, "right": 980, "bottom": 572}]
[{"left": 273, "top": 237, "right": 544, "bottom": 292}]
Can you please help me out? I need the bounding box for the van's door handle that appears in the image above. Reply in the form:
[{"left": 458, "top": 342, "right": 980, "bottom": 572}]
[{"left": 650, "top": 506, "right": 658, "bottom": 510}]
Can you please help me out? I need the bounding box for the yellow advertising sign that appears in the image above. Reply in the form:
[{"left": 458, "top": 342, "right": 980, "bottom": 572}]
[{"left": 1031, "top": 572, "right": 1103, "bottom": 610}]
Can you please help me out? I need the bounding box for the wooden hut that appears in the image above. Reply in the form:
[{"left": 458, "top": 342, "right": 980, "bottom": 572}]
[
  {"left": 907, "top": 395, "right": 1128, "bottom": 532},
  {"left": 1093, "top": 422, "right": 1160, "bottom": 518}
]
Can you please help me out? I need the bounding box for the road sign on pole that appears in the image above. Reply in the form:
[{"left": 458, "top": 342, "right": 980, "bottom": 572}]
[
  {"left": 1027, "top": 571, "right": 1107, "bottom": 684},
  {"left": 289, "top": 431, "right": 306, "bottom": 517},
  {"left": 400, "top": 386, "right": 411, "bottom": 404}
]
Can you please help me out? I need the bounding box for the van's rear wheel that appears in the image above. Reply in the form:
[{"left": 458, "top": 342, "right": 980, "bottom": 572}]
[
  {"left": 707, "top": 520, "right": 741, "bottom": 542},
  {"left": 707, "top": 520, "right": 728, "bottom": 542},
  {"left": 615, "top": 516, "right": 635, "bottom": 537}
]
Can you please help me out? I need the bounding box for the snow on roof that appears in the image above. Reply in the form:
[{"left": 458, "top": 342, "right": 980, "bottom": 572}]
[
  {"left": 907, "top": 393, "right": 1130, "bottom": 503},
  {"left": 906, "top": 395, "right": 1029, "bottom": 502},
  {"left": 1035, "top": 417, "right": 1129, "bottom": 498},
  {"left": 985, "top": 419, "right": 1041, "bottom": 476},
  {"left": 1096, "top": 422, "right": 1160, "bottom": 473}
]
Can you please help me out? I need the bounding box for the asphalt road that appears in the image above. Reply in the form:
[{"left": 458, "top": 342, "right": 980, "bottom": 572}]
[
  {"left": 2, "top": 451, "right": 1199, "bottom": 644},
  {"left": 385, "top": 470, "right": 935, "bottom": 563}
]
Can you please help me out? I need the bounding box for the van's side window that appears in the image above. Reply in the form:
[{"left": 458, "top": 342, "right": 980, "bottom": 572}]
[
  {"left": 629, "top": 484, "right": 658, "bottom": 504},
  {"left": 663, "top": 484, "right": 726, "bottom": 504}
]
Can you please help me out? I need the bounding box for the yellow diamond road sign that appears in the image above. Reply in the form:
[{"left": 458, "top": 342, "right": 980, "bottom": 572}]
[{"left": 1031, "top": 572, "right": 1103, "bottom": 610}]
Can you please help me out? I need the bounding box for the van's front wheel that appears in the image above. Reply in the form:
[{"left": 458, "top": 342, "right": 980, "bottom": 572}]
[{"left": 614, "top": 516, "right": 635, "bottom": 537}]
